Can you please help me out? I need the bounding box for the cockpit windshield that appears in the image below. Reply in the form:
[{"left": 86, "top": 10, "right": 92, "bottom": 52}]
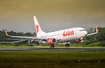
[
  {"left": 79, "top": 28, "right": 86, "bottom": 31},
  {"left": 79, "top": 29, "right": 85, "bottom": 31}
]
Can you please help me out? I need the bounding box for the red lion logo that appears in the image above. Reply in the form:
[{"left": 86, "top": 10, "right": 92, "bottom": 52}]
[
  {"left": 63, "top": 30, "right": 74, "bottom": 36},
  {"left": 35, "top": 25, "right": 39, "bottom": 33}
]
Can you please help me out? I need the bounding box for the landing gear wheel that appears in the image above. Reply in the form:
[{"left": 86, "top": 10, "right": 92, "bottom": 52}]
[
  {"left": 50, "top": 44, "right": 54, "bottom": 48},
  {"left": 65, "top": 43, "right": 70, "bottom": 47}
]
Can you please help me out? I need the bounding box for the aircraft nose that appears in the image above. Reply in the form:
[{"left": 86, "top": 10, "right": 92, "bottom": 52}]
[{"left": 83, "top": 31, "right": 88, "bottom": 36}]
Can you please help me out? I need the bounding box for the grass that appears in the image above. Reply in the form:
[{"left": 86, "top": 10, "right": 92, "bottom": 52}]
[
  {"left": 0, "top": 44, "right": 105, "bottom": 48},
  {"left": 0, "top": 51, "right": 105, "bottom": 68}
]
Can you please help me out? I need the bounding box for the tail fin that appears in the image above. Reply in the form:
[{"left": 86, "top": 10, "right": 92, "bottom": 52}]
[{"left": 33, "top": 16, "right": 46, "bottom": 37}]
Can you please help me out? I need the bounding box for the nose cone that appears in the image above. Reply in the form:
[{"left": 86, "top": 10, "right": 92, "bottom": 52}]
[{"left": 83, "top": 31, "right": 88, "bottom": 36}]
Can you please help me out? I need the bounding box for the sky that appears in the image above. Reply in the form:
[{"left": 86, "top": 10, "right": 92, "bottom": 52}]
[{"left": 0, "top": 0, "right": 105, "bottom": 33}]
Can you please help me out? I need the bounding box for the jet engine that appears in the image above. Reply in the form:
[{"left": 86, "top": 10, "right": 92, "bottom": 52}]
[
  {"left": 47, "top": 38, "right": 56, "bottom": 45},
  {"left": 74, "top": 38, "right": 84, "bottom": 43}
]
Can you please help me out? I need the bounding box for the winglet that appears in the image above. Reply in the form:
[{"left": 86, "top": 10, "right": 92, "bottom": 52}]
[
  {"left": 95, "top": 26, "right": 98, "bottom": 33},
  {"left": 3, "top": 29, "right": 9, "bottom": 37}
]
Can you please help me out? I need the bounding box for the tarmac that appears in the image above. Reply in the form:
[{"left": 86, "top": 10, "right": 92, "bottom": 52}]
[{"left": 0, "top": 48, "right": 105, "bottom": 52}]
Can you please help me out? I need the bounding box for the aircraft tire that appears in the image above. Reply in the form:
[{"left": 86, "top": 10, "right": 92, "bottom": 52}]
[
  {"left": 50, "top": 44, "right": 54, "bottom": 48},
  {"left": 65, "top": 44, "right": 70, "bottom": 47}
]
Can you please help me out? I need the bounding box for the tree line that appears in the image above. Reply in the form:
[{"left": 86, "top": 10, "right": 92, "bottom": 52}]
[{"left": 85, "top": 27, "right": 105, "bottom": 46}]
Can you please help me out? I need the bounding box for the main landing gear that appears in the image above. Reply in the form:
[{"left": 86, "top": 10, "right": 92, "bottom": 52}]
[
  {"left": 49, "top": 42, "right": 70, "bottom": 48},
  {"left": 65, "top": 42, "right": 70, "bottom": 47},
  {"left": 50, "top": 44, "right": 55, "bottom": 48}
]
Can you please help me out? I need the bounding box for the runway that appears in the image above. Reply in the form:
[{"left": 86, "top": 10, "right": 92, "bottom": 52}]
[{"left": 0, "top": 48, "right": 105, "bottom": 52}]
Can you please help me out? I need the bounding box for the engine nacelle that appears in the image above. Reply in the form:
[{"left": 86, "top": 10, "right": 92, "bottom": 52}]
[
  {"left": 74, "top": 39, "right": 79, "bottom": 43},
  {"left": 74, "top": 38, "right": 84, "bottom": 43},
  {"left": 47, "top": 38, "right": 56, "bottom": 45}
]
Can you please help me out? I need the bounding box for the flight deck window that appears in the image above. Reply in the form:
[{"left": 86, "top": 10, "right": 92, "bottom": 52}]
[{"left": 79, "top": 29, "right": 85, "bottom": 31}]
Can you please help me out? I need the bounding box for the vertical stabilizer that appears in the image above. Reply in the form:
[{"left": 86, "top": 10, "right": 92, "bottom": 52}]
[{"left": 33, "top": 16, "right": 46, "bottom": 37}]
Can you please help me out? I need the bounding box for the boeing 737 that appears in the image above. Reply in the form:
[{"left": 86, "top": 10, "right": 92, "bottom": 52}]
[{"left": 4, "top": 16, "right": 98, "bottom": 48}]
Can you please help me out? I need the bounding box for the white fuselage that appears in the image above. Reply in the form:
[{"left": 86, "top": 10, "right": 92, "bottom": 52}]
[{"left": 38, "top": 27, "right": 87, "bottom": 42}]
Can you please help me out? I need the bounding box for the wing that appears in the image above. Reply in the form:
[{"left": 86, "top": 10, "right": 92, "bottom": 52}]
[
  {"left": 3, "top": 29, "right": 41, "bottom": 40},
  {"left": 87, "top": 26, "right": 98, "bottom": 36}
]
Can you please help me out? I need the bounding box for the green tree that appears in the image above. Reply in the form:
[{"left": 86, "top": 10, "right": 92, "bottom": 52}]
[{"left": 85, "top": 27, "right": 105, "bottom": 46}]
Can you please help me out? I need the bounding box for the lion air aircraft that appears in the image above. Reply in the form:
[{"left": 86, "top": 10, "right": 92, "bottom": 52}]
[{"left": 4, "top": 16, "right": 98, "bottom": 48}]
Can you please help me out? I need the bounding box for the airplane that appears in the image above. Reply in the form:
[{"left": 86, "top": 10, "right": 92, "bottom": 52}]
[{"left": 4, "top": 16, "right": 98, "bottom": 48}]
